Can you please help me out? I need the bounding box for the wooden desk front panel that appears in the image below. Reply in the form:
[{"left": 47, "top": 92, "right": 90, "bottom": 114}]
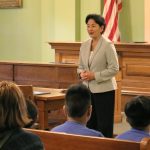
[
  {"left": 13, "top": 64, "right": 79, "bottom": 89},
  {"left": 122, "top": 54, "right": 150, "bottom": 89},
  {"left": 14, "top": 65, "right": 59, "bottom": 88},
  {"left": 0, "top": 64, "right": 13, "bottom": 81},
  {"left": 57, "top": 66, "right": 79, "bottom": 88},
  {"left": 49, "top": 42, "right": 150, "bottom": 89}
]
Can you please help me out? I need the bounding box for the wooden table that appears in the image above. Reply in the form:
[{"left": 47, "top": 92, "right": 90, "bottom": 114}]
[{"left": 33, "top": 87, "right": 65, "bottom": 129}]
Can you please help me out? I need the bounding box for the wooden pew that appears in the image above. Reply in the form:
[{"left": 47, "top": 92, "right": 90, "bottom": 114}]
[{"left": 25, "top": 129, "right": 150, "bottom": 150}]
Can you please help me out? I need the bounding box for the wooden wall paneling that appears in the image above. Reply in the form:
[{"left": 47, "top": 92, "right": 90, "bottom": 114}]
[
  {"left": 122, "top": 55, "right": 150, "bottom": 89},
  {"left": 117, "top": 44, "right": 150, "bottom": 110},
  {"left": 14, "top": 64, "right": 58, "bottom": 88},
  {"left": 0, "top": 63, "right": 14, "bottom": 81},
  {"left": 56, "top": 65, "right": 79, "bottom": 88},
  {"left": 49, "top": 42, "right": 80, "bottom": 63}
]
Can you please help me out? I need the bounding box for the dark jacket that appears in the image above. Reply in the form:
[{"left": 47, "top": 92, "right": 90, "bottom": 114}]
[{"left": 1, "top": 128, "right": 44, "bottom": 150}]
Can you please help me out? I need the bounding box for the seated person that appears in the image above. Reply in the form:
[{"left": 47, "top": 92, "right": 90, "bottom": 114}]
[
  {"left": 116, "top": 95, "right": 150, "bottom": 142},
  {"left": 25, "top": 99, "right": 38, "bottom": 128},
  {"left": 51, "top": 83, "right": 104, "bottom": 137},
  {"left": 0, "top": 81, "right": 44, "bottom": 150}
]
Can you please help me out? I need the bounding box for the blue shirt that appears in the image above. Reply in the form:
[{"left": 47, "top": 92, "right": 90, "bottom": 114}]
[
  {"left": 51, "top": 121, "right": 104, "bottom": 137},
  {"left": 116, "top": 128, "right": 150, "bottom": 142}
]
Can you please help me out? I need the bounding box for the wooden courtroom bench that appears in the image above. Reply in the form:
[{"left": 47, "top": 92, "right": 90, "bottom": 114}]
[
  {"left": 49, "top": 42, "right": 150, "bottom": 111},
  {"left": 25, "top": 129, "right": 150, "bottom": 150}
]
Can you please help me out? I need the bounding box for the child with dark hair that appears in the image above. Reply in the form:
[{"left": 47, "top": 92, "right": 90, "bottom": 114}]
[
  {"left": 51, "top": 84, "right": 104, "bottom": 137},
  {"left": 116, "top": 95, "right": 150, "bottom": 142}
]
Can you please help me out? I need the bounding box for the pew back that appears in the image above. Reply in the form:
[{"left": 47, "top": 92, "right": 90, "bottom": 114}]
[{"left": 25, "top": 129, "right": 150, "bottom": 150}]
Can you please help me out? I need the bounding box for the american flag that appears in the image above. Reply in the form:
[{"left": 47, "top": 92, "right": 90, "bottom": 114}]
[{"left": 103, "top": 0, "right": 122, "bottom": 42}]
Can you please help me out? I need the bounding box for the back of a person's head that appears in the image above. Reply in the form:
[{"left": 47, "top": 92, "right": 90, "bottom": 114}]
[
  {"left": 25, "top": 100, "right": 38, "bottom": 128},
  {"left": 65, "top": 84, "right": 91, "bottom": 118},
  {"left": 125, "top": 95, "right": 150, "bottom": 129},
  {"left": 0, "top": 81, "right": 31, "bottom": 130}
]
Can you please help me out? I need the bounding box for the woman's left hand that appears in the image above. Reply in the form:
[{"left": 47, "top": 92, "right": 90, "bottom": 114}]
[{"left": 81, "top": 71, "right": 95, "bottom": 81}]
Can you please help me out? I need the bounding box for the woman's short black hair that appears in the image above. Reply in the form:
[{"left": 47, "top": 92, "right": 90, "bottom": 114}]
[{"left": 85, "top": 14, "right": 106, "bottom": 34}]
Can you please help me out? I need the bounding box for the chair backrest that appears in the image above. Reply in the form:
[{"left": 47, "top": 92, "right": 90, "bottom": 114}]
[
  {"left": 25, "top": 128, "right": 150, "bottom": 150},
  {"left": 18, "top": 85, "right": 34, "bottom": 101}
]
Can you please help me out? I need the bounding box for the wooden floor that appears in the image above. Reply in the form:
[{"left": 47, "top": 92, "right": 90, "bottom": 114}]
[{"left": 114, "top": 112, "right": 130, "bottom": 135}]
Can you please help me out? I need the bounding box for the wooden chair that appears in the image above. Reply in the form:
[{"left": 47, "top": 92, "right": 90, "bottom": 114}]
[
  {"left": 18, "top": 85, "right": 65, "bottom": 129},
  {"left": 25, "top": 128, "right": 150, "bottom": 150},
  {"left": 18, "top": 85, "right": 34, "bottom": 101}
]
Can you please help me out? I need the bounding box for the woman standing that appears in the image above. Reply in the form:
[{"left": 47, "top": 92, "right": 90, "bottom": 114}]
[{"left": 77, "top": 14, "right": 119, "bottom": 137}]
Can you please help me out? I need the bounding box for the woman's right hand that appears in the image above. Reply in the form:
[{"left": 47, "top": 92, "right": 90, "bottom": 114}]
[
  {"left": 80, "top": 71, "right": 87, "bottom": 80},
  {"left": 80, "top": 71, "right": 95, "bottom": 81}
]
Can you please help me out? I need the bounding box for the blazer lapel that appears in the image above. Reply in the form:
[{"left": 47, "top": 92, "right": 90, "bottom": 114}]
[
  {"left": 85, "top": 39, "right": 92, "bottom": 69},
  {"left": 88, "top": 36, "right": 103, "bottom": 67}
]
